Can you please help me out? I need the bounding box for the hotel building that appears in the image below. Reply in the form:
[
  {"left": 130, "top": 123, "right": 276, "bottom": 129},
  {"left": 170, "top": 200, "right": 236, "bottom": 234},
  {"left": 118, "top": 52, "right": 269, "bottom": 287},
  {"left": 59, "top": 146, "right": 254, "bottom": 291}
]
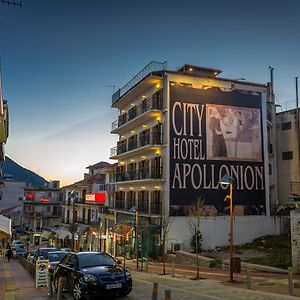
[{"left": 107, "top": 61, "right": 282, "bottom": 253}]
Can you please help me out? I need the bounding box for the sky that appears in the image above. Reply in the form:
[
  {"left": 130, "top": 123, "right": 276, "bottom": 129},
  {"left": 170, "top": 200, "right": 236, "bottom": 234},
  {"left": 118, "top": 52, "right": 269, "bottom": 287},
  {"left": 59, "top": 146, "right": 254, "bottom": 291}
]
[{"left": 0, "top": 0, "right": 299, "bottom": 186}]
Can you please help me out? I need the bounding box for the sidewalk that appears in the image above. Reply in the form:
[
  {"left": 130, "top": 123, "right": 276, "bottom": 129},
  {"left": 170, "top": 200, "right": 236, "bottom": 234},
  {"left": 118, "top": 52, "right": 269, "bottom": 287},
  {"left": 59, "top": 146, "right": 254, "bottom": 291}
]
[
  {"left": 0, "top": 256, "right": 50, "bottom": 300},
  {"left": 120, "top": 257, "right": 300, "bottom": 298}
]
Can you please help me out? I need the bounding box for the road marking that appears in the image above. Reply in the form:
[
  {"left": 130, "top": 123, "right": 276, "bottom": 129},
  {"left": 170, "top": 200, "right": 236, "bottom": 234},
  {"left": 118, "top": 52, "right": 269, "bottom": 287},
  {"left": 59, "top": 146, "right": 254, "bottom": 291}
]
[{"left": 3, "top": 262, "right": 16, "bottom": 300}]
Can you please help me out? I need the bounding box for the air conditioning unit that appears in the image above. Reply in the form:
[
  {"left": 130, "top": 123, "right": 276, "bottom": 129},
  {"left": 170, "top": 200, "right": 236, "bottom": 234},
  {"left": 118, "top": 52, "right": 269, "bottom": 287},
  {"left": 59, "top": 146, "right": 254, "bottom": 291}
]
[{"left": 171, "top": 243, "right": 182, "bottom": 252}]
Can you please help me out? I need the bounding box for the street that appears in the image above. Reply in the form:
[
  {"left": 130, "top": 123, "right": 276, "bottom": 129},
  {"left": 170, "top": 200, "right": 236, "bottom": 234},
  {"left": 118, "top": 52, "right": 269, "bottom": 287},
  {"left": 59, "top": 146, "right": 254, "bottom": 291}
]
[{"left": 1, "top": 255, "right": 300, "bottom": 300}]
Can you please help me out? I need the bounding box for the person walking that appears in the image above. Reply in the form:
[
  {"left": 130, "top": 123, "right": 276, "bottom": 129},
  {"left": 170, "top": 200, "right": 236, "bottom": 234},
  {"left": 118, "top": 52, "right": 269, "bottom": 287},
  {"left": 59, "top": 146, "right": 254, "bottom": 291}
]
[{"left": 6, "top": 245, "right": 13, "bottom": 262}]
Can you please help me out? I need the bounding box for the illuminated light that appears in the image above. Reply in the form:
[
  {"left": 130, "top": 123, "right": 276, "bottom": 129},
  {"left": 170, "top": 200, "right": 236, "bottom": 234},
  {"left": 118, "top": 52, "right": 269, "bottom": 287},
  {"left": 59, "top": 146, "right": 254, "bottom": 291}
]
[
  {"left": 141, "top": 186, "right": 146, "bottom": 190},
  {"left": 121, "top": 109, "right": 126, "bottom": 114},
  {"left": 130, "top": 187, "right": 134, "bottom": 190},
  {"left": 120, "top": 187, "right": 123, "bottom": 190},
  {"left": 156, "top": 83, "right": 160, "bottom": 89},
  {"left": 130, "top": 159, "right": 135, "bottom": 162},
  {"left": 40, "top": 197, "right": 49, "bottom": 203},
  {"left": 170, "top": 82, "right": 175, "bottom": 86},
  {"left": 141, "top": 156, "right": 146, "bottom": 160},
  {"left": 156, "top": 116, "right": 161, "bottom": 122},
  {"left": 142, "top": 95, "right": 147, "bottom": 99},
  {"left": 214, "top": 71, "right": 218, "bottom": 75},
  {"left": 189, "top": 68, "right": 193, "bottom": 71},
  {"left": 92, "top": 231, "right": 97, "bottom": 236},
  {"left": 131, "top": 130, "right": 135, "bottom": 134},
  {"left": 155, "top": 149, "right": 161, "bottom": 155},
  {"left": 142, "top": 124, "right": 147, "bottom": 128},
  {"left": 27, "top": 193, "right": 34, "bottom": 200},
  {"left": 155, "top": 186, "right": 160, "bottom": 190},
  {"left": 130, "top": 103, "right": 135, "bottom": 106},
  {"left": 120, "top": 161, "right": 125, "bottom": 165},
  {"left": 121, "top": 135, "right": 125, "bottom": 139}
]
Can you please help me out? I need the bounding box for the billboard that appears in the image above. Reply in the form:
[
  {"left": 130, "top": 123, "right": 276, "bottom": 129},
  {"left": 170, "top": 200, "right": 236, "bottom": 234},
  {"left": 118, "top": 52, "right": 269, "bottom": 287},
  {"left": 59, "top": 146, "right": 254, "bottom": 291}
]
[{"left": 169, "top": 85, "right": 265, "bottom": 216}]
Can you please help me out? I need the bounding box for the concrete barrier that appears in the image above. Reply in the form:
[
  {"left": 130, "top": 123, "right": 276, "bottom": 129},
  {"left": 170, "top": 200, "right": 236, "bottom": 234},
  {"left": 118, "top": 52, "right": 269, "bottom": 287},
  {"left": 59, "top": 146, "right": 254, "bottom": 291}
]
[
  {"left": 170, "top": 251, "right": 215, "bottom": 268},
  {"left": 18, "top": 256, "right": 36, "bottom": 278}
]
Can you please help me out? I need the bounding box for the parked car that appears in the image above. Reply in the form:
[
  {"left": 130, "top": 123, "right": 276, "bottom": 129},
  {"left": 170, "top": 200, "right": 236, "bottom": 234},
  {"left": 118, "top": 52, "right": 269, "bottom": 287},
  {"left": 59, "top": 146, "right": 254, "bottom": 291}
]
[
  {"left": 15, "top": 247, "right": 27, "bottom": 257},
  {"left": 47, "top": 251, "right": 68, "bottom": 278},
  {"left": 59, "top": 248, "right": 71, "bottom": 252},
  {"left": 54, "top": 251, "right": 132, "bottom": 300},
  {"left": 34, "top": 247, "right": 56, "bottom": 263},
  {"left": 12, "top": 240, "right": 23, "bottom": 246},
  {"left": 27, "top": 249, "right": 37, "bottom": 264}
]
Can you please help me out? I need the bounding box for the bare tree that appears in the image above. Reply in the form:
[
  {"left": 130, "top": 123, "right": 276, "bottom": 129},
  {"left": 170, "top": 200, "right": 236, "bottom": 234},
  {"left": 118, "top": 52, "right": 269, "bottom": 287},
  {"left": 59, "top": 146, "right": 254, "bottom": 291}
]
[
  {"left": 186, "top": 196, "right": 217, "bottom": 279},
  {"left": 160, "top": 213, "right": 174, "bottom": 275}
]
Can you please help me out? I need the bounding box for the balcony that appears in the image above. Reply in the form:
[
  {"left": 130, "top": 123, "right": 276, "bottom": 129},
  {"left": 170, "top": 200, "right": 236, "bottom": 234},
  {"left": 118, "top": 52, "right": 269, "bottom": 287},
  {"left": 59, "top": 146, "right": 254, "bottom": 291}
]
[
  {"left": 110, "top": 133, "right": 163, "bottom": 159},
  {"left": 111, "top": 96, "right": 163, "bottom": 134},
  {"left": 112, "top": 61, "right": 166, "bottom": 106},
  {"left": 110, "top": 166, "right": 162, "bottom": 183}
]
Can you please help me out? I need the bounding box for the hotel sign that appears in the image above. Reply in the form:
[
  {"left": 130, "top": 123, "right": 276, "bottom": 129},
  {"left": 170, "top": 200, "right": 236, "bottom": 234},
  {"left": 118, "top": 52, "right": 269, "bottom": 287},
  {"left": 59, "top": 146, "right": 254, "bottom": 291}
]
[{"left": 169, "top": 85, "right": 266, "bottom": 216}]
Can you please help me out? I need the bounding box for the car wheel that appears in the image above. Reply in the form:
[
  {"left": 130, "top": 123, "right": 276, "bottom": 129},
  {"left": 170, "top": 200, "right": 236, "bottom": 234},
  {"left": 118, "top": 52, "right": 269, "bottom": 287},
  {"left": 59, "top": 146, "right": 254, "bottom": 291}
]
[{"left": 73, "top": 281, "right": 84, "bottom": 300}]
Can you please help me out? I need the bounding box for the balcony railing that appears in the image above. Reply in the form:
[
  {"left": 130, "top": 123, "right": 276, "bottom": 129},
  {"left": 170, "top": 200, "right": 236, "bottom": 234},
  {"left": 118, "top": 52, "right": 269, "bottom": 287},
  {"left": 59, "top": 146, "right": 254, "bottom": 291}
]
[
  {"left": 111, "top": 96, "right": 163, "bottom": 131},
  {"left": 112, "top": 61, "right": 167, "bottom": 105},
  {"left": 110, "top": 133, "right": 163, "bottom": 158},
  {"left": 110, "top": 166, "right": 162, "bottom": 183}
]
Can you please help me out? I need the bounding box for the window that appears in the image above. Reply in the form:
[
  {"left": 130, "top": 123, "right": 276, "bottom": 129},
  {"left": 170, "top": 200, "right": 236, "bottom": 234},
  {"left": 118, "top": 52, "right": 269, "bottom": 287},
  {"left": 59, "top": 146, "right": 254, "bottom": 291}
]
[
  {"left": 281, "top": 122, "right": 291, "bottom": 130},
  {"left": 282, "top": 151, "right": 293, "bottom": 160},
  {"left": 268, "top": 163, "right": 272, "bottom": 175}
]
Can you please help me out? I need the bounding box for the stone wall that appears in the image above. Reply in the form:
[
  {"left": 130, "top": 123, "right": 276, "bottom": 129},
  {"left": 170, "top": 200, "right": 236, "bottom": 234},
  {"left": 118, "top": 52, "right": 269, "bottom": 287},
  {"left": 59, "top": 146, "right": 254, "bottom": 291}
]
[{"left": 167, "top": 250, "right": 215, "bottom": 268}]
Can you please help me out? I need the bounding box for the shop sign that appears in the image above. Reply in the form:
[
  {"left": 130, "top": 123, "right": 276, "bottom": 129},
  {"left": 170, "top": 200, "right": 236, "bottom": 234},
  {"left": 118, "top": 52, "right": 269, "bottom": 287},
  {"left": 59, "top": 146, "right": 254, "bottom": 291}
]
[
  {"left": 85, "top": 193, "right": 105, "bottom": 203},
  {"left": 35, "top": 259, "right": 49, "bottom": 287}
]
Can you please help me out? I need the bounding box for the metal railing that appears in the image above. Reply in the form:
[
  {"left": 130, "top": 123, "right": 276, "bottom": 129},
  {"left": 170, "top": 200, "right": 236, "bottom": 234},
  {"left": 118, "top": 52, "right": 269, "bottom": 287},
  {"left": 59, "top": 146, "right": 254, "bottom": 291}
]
[
  {"left": 110, "top": 166, "right": 162, "bottom": 183},
  {"left": 111, "top": 96, "right": 163, "bottom": 131},
  {"left": 112, "top": 61, "right": 167, "bottom": 105},
  {"left": 110, "top": 133, "right": 163, "bottom": 157}
]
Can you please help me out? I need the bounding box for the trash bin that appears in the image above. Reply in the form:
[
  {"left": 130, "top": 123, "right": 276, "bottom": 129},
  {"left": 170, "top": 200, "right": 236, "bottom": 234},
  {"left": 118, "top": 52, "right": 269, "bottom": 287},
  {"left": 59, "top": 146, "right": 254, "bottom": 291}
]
[{"left": 231, "top": 257, "right": 241, "bottom": 273}]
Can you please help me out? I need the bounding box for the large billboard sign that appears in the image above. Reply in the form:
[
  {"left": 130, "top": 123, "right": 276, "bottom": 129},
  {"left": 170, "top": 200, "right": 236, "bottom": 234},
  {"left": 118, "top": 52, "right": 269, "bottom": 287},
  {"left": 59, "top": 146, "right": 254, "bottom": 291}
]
[{"left": 170, "top": 86, "right": 265, "bottom": 216}]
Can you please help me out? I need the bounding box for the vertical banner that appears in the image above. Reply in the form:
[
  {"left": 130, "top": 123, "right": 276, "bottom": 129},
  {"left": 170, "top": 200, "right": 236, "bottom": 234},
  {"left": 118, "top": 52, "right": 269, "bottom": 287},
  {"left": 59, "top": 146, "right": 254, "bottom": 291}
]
[
  {"left": 169, "top": 86, "right": 265, "bottom": 216},
  {"left": 35, "top": 259, "right": 49, "bottom": 287}
]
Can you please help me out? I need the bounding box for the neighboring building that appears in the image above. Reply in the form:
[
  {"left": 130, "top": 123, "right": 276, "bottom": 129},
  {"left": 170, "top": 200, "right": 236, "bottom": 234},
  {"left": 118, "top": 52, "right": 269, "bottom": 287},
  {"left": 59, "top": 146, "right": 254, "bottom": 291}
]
[
  {"left": 61, "top": 162, "right": 111, "bottom": 251},
  {"left": 107, "top": 61, "right": 281, "bottom": 253},
  {"left": 0, "top": 177, "right": 26, "bottom": 211},
  {"left": 23, "top": 180, "right": 62, "bottom": 245},
  {"left": 0, "top": 204, "right": 22, "bottom": 228},
  {"left": 276, "top": 109, "right": 300, "bottom": 204}
]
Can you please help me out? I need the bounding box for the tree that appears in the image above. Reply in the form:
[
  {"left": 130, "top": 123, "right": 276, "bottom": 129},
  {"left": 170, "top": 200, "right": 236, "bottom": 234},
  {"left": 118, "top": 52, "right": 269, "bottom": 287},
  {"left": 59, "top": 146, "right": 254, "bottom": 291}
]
[
  {"left": 185, "top": 196, "right": 217, "bottom": 279},
  {"left": 160, "top": 213, "right": 174, "bottom": 275}
]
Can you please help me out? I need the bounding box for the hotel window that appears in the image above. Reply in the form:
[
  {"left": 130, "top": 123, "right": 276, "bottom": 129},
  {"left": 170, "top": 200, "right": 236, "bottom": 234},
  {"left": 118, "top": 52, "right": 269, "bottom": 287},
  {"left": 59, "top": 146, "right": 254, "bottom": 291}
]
[
  {"left": 282, "top": 151, "right": 293, "bottom": 160},
  {"left": 281, "top": 122, "right": 291, "bottom": 130}
]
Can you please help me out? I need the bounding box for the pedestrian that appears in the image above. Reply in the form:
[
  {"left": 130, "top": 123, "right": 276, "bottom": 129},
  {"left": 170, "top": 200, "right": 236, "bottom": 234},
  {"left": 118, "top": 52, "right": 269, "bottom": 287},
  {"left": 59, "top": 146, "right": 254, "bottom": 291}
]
[{"left": 6, "top": 246, "right": 13, "bottom": 262}]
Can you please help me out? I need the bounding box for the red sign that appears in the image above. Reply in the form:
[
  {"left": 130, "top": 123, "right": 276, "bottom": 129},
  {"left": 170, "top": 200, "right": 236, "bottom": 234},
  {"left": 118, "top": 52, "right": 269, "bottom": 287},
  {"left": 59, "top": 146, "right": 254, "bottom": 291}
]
[
  {"left": 40, "top": 198, "right": 49, "bottom": 203},
  {"left": 85, "top": 193, "right": 105, "bottom": 203},
  {"left": 27, "top": 193, "right": 34, "bottom": 200}
]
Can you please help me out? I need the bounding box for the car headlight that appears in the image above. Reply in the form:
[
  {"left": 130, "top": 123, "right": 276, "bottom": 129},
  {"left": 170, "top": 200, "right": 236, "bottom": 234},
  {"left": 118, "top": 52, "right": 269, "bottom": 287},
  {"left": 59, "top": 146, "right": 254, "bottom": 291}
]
[
  {"left": 83, "top": 274, "right": 97, "bottom": 283},
  {"left": 125, "top": 271, "right": 131, "bottom": 280}
]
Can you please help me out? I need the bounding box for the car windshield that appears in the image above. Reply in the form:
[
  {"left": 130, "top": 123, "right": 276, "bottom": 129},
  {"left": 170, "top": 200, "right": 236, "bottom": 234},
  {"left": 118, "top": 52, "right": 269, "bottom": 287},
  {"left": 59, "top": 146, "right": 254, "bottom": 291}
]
[
  {"left": 39, "top": 248, "right": 56, "bottom": 257},
  {"left": 78, "top": 253, "right": 116, "bottom": 268},
  {"left": 48, "top": 252, "right": 67, "bottom": 262}
]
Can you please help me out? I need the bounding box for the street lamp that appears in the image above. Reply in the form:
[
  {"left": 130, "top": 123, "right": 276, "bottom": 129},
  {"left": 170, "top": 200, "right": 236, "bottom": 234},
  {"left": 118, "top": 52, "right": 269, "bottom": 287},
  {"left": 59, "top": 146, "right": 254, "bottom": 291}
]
[
  {"left": 129, "top": 206, "right": 139, "bottom": 270},
  {"left": 219, "top": 174, "right": 234, "bottom": 282}
]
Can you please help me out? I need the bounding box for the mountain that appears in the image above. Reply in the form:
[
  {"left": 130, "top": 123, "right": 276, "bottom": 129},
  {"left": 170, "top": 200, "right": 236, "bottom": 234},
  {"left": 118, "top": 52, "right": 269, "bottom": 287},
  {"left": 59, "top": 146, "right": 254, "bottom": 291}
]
[{"left": 2, "top": 156, "right": 48, "bottom": 187}]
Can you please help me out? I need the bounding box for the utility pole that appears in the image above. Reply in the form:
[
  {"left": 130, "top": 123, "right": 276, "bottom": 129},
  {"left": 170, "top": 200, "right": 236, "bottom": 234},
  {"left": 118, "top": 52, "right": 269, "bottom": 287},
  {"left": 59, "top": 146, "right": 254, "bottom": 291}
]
[{"left": 296, "top": 77, "right": 300, "bottom": 184}]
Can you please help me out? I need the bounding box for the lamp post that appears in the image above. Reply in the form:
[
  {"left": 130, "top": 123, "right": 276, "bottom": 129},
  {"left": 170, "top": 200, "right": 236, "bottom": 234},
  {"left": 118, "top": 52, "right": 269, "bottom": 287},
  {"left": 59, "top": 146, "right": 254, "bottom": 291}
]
[
  {"left": 219, "top": 174, "right": 234, "bottom": 282},
  {"left": 129, "top": 206, "right": 139, "bottom": 270}
]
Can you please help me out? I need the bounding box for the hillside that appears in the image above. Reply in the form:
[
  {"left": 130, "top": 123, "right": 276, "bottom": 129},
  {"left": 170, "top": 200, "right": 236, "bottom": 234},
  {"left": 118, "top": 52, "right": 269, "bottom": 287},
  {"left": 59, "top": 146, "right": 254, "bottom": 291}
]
[{"left": 2, "top": 156, "right": 48, "bottom": 187}]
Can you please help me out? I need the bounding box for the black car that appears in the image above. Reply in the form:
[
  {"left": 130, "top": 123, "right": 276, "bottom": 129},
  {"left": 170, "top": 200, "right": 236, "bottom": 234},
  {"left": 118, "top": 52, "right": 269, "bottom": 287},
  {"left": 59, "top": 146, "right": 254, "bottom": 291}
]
[
  {"left": 54, "top": 251, "right": 132, "bottom": 300},
  {"left": 47, "top": 251, "right": 69, "bottom": 278}
]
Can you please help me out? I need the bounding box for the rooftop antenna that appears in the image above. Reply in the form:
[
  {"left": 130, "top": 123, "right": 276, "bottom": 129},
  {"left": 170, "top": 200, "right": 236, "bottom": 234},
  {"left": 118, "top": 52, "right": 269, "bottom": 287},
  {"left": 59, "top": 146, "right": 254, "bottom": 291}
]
[{"left": 0, "top": 0, "right": 22, "bottom": 7}]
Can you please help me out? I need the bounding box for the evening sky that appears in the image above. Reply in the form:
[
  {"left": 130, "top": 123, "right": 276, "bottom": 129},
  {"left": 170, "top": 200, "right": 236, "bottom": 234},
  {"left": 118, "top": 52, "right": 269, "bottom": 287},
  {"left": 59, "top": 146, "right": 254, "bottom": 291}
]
[{"left": 0, "top": 0, "right": 299, "bottom": 185}]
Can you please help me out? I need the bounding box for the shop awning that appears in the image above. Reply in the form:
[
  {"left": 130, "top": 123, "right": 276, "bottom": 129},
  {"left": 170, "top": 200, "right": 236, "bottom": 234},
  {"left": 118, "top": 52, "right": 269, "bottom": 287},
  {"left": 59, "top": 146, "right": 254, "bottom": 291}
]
[
  {"left": 110, "top": 224, "right": 132, "bottom": 236},
  {"left": 0, "top": 214, "right": 12, "bottom": 239},
  {"left": 57, "top": 227, "right": 70, "bottom": 239}
]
